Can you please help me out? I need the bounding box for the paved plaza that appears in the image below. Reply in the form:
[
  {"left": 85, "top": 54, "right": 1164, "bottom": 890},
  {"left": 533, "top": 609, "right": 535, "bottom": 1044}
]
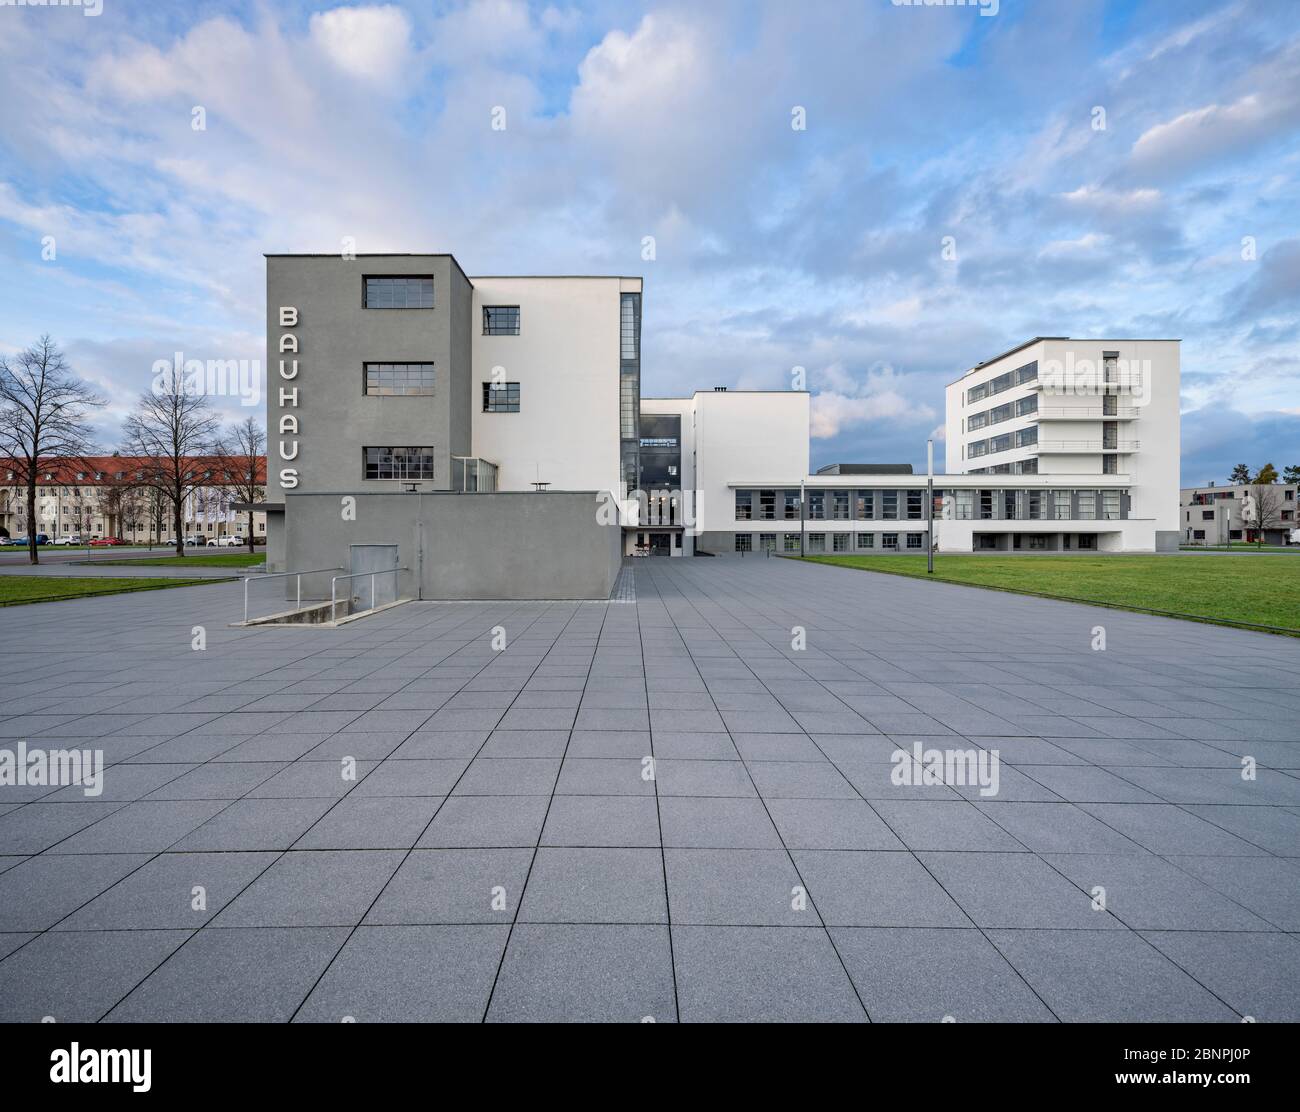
[{"left": 0, "top": 555, "right": 1297, "bottom": 1022}]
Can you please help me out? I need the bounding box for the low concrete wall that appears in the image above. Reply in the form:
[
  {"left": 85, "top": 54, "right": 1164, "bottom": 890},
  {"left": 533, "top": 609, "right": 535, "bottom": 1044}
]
[{"left": 281, "top": 490, "right": 620, "bottom": 600}]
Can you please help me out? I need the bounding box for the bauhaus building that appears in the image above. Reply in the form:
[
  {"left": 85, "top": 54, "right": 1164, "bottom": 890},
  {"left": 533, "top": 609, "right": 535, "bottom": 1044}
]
[{"left": 261, "top": 254, "right": 1181, "bottom": 601}]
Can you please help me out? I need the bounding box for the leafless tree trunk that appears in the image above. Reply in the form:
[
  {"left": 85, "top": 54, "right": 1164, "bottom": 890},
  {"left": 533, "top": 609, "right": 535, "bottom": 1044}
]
[
  {"left": 0, "top": 336, "right": 105, "bottom": 564},
  {"left": 214, "top": 416, "right": 266, "bottom": 553},
  {"left": 121, "top": 379, "right": 221, "bottom": 557},
  {"left": 1249, "top": 484, "right": 1283, "bottom": 548}
]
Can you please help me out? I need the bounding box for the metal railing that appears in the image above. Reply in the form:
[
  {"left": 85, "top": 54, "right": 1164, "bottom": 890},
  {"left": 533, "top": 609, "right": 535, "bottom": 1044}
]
[
  {"left": 330, "top": 567, "right": 408, "bottom": 621},
  {"left": 243, "top": 566, "right": 342, "bottom": 624},
  {"left": 1036, "top": 440, "right": 1140, "bottom": 452},
  {"left": 1036, "top": 407, "right": 1140, "bottom": 419}
]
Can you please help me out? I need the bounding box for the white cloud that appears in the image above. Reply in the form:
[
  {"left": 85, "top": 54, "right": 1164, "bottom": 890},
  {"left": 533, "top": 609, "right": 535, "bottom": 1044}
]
[
  {"left": 309, "top": 5, "right": 413, "bottom": 82},
  {"left": 809, "top": 364, "right": 936, "bottom": 439}
]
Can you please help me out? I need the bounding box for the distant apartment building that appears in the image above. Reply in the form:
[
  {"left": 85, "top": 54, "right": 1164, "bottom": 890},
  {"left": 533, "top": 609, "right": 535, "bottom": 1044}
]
[
  {"left": 1181, "top": 482, "right": 1298, "bottom": 545},
  {"left": 0, "top": 456, "right": 266, "bottom": 542}
]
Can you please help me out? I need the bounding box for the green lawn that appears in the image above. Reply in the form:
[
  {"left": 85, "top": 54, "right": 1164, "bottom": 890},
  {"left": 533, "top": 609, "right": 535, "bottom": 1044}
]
[
  {"left": 797, "top": 554, "right": 1300, "bottom": 633},
  {"left": 0, "top": 576, "right": 234, "bottom": 607},
  {"left": 91, "top": 553, "right": 265, "bottom": 568}
]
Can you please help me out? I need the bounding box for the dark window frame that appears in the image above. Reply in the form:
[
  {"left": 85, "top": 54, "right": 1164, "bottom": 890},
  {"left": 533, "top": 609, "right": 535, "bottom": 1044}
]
[
  {"left": 482, "top": 305, "right": 521, "bottom": 335},
  {"left": 482, "top": 382, "right": 521, "bottom": 412},
  {"left": 363, "top": 275, "right": 435, "bottom": 310},
  {"left": 363, "top": 362, "right": 436, "bottom": 396}
]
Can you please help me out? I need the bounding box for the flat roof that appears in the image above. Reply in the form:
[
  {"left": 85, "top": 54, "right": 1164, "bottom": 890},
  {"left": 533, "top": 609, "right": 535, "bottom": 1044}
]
[
  {"left": 727, "top": 474, "right": 1132, "bottom": 487},
  {"left": 949, "top": 336, "right": 1181, "bottom": 386}
]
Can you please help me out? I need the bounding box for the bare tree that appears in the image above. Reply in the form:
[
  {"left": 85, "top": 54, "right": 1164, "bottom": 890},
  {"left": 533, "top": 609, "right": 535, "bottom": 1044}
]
[
  {"left": 1245, "top": 483, "right": 1283, "bottom": 548},
  {"left": 214, "top": 416, "right": 266, "bottom": 553},
  {"left": 0, "top": 336, "right": 105, "bottom": 564},
  {"left": 121, "top": 382, "right": 221, "bottom": 557}
]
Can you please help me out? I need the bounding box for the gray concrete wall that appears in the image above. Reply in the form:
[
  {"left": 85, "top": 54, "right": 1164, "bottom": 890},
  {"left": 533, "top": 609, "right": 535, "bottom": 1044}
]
[
  {"left": 266, "top": 255, "right": 474, "bottom": 500},
  {"left": 282, "top": 490, "right": 621, "bottom": 600}
]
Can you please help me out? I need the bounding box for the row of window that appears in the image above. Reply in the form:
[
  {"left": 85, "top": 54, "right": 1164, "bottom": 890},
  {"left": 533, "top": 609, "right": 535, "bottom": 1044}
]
[
  {"left": 360, "top": 365, "right": 521, "bottom": 411},
  {"left": 967, "top": 426, "right": 1038, "bottom": 458},
  {"left": 733, "top": 488, "right": 1126, "bottom": 522},
  {"left": 965, "top": 361, "right": 1038, "bottom": 405},
  {"left": 968, "top": 459, "right": 1039, "bottom": 475},
  {"left": 735, "top": 532, "right": 926, "bottom": 553},
  {"left": 360, "top": 277, "right": 522, "bottom": 336},
  {"left": 966, "top": 394, "right": 1037, "bottom": 432}
]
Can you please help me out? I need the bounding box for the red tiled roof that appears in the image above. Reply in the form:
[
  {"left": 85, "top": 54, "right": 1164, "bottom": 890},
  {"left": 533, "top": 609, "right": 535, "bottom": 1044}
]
[{"left": 1, "top": 456, "right": 267, "bottom": 485}]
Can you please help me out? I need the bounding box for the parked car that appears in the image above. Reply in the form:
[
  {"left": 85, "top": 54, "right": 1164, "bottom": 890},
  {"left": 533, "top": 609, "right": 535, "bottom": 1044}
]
[
  {"left": 207, "top": 535, "right": 243, "bottom": 547},
  {"left": 181, "top": 535, "right": 207, "bottom": 547},
  {"left": 90, "top": 537, "right": 127, "bottom": 547},
  {"left": 53, "top": 535, "right": 84, "bottom": 546},
  {"left": 10, "top": 534, "right": 50, "bottom": 546}
]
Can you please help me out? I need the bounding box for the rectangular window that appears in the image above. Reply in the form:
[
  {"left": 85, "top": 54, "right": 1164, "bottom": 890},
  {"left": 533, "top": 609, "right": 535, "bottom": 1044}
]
[
  {"left": 734, "top": 533, "right": 753, "bottom": 552},
  {"left": 1103, "top": 491, "right": 1122, "bottom": 520},
  {"left": 364, "top": 276, "right": 434, "bottom": 309},
  {"left": 1076, "top": 490, "right": 1097, "bottom": 520},
  {"left": 735, "top": 490, "right": 753, "bottom": 520},
  {"left": 882, "top": 491, "right": 898, "bottom": 519},
  {"left": 906, "top": 490, "right": 923, "bottom": 519},
  {"left": 807, "top": 533, "right": 826, "bottom": 553},
  {"left": 1192, "top": 529, "right": 1205, "bottom": 540},
  {"left": 856, "top": 491, "right": 874, "bottom": 519},
  {"left": 808, "top": 492, "right": 826, "bottom": 520},
  {"left": 856, "top": 532, "right": 874, "bottom": 549},
  {"left": 979, "top": 490, "right": 994, "bottom": 519},
  {"left": 364, "top": 363, "right": 435, "bottom": 396},
  {"left": 832, "top": 532, "right": 850, "bottom": 552},
  {"left": 1201, "top": 509, "right": 1215, "bottom": 521},
  {"left": 783, "top": 533, "right": 801, "bottom": 552},
  {"left": 482, "top": 382, "right": 521, "bottom": 412},
  {"left": 1028, "top": 534, "right": 1048, "bottom": 549},
  {"left": 906, "top": 532, "right": 923, "bottom": 549},
  {"left": 783, "top": 492, "right": 800, "bottom": 520},
  {"left": 759, "top": 490, "right": 776, "bottom": 520},
  {"left": 1054, "top": 491, "right": 1072, "bottom": 520},
  {"left": 882, "top": 532, "right": 899, "bottom": 550},
  {"left": 482, "top": 305, "right": 520, "bottom": 335},
  {"left": 759, "top": 533, "right": 777, "bottom": 552},
  {"left": 832, "top": 491, "right": 850, "bottom": 520},
  {"left": 364, "top": 446, "right": 434, "bottom": 480},
  {"left": 1102, "top": 455, "right": 1118, "bottom": 475},
  {"left": 955, "top": 490, "right": 974, "bottom": 520}
]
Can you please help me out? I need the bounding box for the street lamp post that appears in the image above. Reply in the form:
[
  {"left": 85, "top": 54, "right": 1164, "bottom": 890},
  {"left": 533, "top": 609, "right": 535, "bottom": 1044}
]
[
  {"left": 799, "top": 479, "right": 806, "bottom": 557},
  {"left": 926, "top": 438, "right": 934, "bottom": 575}
]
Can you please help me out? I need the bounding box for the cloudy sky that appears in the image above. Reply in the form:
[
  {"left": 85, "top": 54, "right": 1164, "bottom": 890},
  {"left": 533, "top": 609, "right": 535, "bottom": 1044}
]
[{"left": 1, "top": 0, "right": 1297, "bottom": 484}]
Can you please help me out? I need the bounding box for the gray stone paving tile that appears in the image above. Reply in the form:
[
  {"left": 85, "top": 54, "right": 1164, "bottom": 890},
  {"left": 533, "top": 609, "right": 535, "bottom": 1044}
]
[
  {"left": 1015, "top": 765, "right": 1164, "bottom": 803},
  {"left": 295, "top": 925, "right": 508, "bottom": 1022},
  {"left": 656, "top": 759, "right": 756, "bottom": 797},
  {"left": 294, "top": 796, "right": 443, "bottom": 849},
  {"left": 831, "top": 927, "right": 1056, "bottom": 1022},
  {"left": 55, "top": 851, "right": 277, "bottom": 930},
  {"left": 1162, "top": 855, "right": 1300, "bottom": 930},
  {"left": 389, "top": 730, "right": 490, "bottom": 758},
  {"left": 172, "top": 798, "right": 335, "bottom": 851},
  {"left": 918, "top": 852, "right": 1124, "bottom": 929},
  {"left": 519, "top": 847, "right": 668, "bottom": 924},
  {"left": 417, "top": 795, "right": 550, "bottom": 847},
  {"left": 213, "top": 850, "right": 405, "bottom": 927},
  {"left": 247, "top": 761, "right": 375, "bottom": 799},
  {"left": 0, "top": 929, "right": 193, "bottom": 1022},
  {"left": 351, "top": 758, "right": 469, "bottom": 796},
  {"left": 141, "top": 762, "right": 285, "bottom": 800},
  {"left": 1183, "top": 803, "right": 1300, "bottom": 856},
  {"left": 974, "top": 801, "right": 1145, "bottom": 854},
  {"left": 541, "top": 796, "right": 661, "bottom": 847},
  {"left": 365, "top": 848, "right": 532, "bottom": 924},
  {"left": 0, "top": 853, "right": 152, "bottom": 931},
  {"left": 0, "top": 932, "right": 35, "bottom": 960},
  {"left": 659, "top": 797, "right": 782, "bottom": 848},
  {"left": 47, "top": 800, "right": 230, "bottom": 854},
  {"left": 1078, "top": 803, "right": 1267, "bottom": 856},
  {"left": 556, "top": 757, "right": 654, "bottom": 795},
  {"left": 765, "top": 798, "right": 903, "bottom": 850},
  {"left": 665, "top": 848, "right": 820, "bottom": 926},
  {"left": 986, "top": 929, "right": 1239, "bottom": 1022},
  {"left": 452, "top": 757, "right": 560, "bottom": 796},
  {"left": 0, "top": 801, "right": 125, "bottom": 854},
  {"left": 1139, "top": 931, "right": 1300, "bottom": 1022},
  {"left": 791, "top": 849, "right": 969, "bottom": 927},
  {"left": 746, "top": 761, "right": 858, "bottom": 799},
  {"left": 107, "top": 926, "right": 350, "bottom": 1022},
  {"left": 487, "top": 924, "right": 676, "bottom": 1023},
  {"left": 874, "top": 800, "right": 1026, "bottom": 851},
  {"left": 478, "top": 730, "right": 570, "bottom": 757},
  {"left": 672, "top": 926, "right": 866, "bottom": 1022},
  {"left": 1043, "top": 853, "right": 1274, "bottom": 931}
]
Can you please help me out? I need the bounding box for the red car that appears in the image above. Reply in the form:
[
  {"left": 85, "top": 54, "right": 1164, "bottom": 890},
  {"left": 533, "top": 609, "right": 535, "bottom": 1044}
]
[{"left": 89, "top": 537, "right": 127, "bottom": 547}]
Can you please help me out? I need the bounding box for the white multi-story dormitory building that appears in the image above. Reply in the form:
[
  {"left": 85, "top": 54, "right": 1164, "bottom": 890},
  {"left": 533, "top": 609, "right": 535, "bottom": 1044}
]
[
  {"left": 0, "top": 457, "right": 267, "bottom": 543},
  {"left": 261, "top": 255, "right": 1181, "bottom": 601}
]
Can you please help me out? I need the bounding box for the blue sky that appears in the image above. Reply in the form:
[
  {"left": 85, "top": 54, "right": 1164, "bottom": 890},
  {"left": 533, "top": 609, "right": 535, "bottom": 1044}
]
[{"left": 1, "top": 0, "right": 1297, "bottom": 485}]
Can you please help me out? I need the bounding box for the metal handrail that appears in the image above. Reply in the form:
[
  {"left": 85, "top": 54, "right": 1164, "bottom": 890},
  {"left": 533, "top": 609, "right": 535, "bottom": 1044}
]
[
  {"left": 330, "top": 567, "right": 408, "bottom": 621},
  {"left": 243, "top": 566, "right": 342, "bottom": 623}
]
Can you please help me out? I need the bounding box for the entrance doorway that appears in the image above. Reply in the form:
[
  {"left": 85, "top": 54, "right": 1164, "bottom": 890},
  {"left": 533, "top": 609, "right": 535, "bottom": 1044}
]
[{"left": 648, "top": 534, "right": 672, "bottom": 556}]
